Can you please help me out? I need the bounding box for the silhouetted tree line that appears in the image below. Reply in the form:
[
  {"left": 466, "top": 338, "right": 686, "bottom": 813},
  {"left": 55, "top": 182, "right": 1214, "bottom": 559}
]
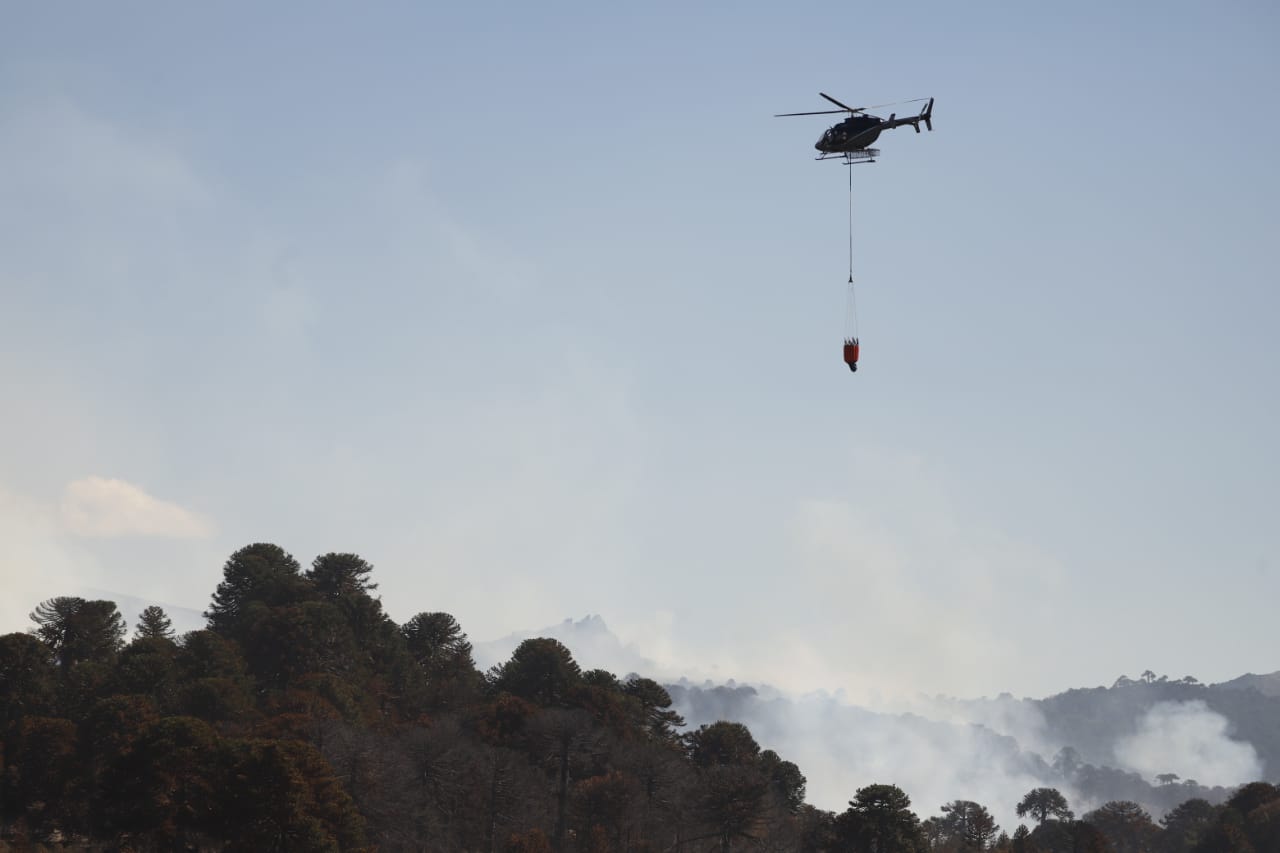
[{"left": 1, "top": 543, "right": 1276, "bottom": 852}]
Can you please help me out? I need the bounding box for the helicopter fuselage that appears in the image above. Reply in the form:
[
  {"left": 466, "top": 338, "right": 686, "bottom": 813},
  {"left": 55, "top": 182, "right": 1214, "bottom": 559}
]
[{"left": 816, "top": 114, "right": 884, "bottom": 153}]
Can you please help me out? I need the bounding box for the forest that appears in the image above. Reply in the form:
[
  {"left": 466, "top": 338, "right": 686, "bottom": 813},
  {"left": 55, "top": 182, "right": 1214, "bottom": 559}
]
[{"left": 1, "top": 543, "right": 1276, "bottom": 852}]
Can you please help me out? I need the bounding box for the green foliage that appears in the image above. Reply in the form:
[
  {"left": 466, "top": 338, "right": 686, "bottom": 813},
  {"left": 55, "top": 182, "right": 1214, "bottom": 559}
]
[
  {"left": 205, "top": 542, "right": 309, "bottom": 640},
  {"left": 490, "top": 637, "right": 582, "bottom": 707},
  {"left": 1017, "top": 788, "right": 1074, "bottom": 825},
  {"left": 1159, "top": 798, "right": 1218, "bottom": 853},
  {"left": 221, "top": 738, "right": 368, "bottom": 851},
  {"left": 402, "top": 610, "right": 479, "bottom": 712},
  {"left": 623, "top": 675, "right": 685, "bottom": 743},
  {"left": 1191, "top": 783, "right": 1280, "bottom": 853},
  {"left": 112, "top": 635, "right": 180, "bottom": 707},
  {"left": 761, "top": 749, "right": 807, "bottom": 814},
  {"left": 4, "top": 716, "right": 79, "bottom": 835},
  {"left": 30, "top": 597, "right": 126, "bottom": 672},
  {"left": 134, "top": 604, "right": 174, "bottom": 640},
  {"left": 573, "top": 770, "right": 640, "bottom": 848},
  {"left": 1083, "top": 800, "right": 1157, "bottom": 853},
  {"left": 307, "top": 552, "right": 378, "bottom": 600},
  {"left": 686, "top": 720, "right": 761, "bottom": 767},
  {"left": 697, "top": 764, "right": 771, "bottom": 850},
  {"left": 834, "top": 783, "right": 925, "bottom": 853},
  {"left": 0, "top": 632, "right": 57, "bottom": 726},
  {"left": 1225, "top": 781, "right": 1279, "bottom": 817},
  {"left": 20, "top": 540, "right": 1265, "bottom": 853},
  {"left": 244, "top": 601, "right": 360, "bottom": 691},
  {"left": 1, "top": 546, "right": 829, "bottom": 850},
  {"left": 582, "top": 668, "right": 622, "bottom": 691},
  {"left": 97, "top": 715, "right": 223, "bottom": 847},
  {"left": 936, "top": 799, "right": 1000, "bottom": 851}
]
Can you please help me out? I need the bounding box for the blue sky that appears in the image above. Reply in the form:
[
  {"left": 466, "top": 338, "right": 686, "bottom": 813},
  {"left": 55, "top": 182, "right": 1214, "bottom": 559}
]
[{"left": 2, "top": 1, "right": 1277, "bottom": 700}]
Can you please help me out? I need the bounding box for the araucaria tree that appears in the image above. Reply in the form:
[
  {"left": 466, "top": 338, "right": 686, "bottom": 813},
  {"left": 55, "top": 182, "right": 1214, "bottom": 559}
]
[
  {"left": 1016, "top": 787, "right": 1074, "bottom": 825},
  {"left": 834, "top": 783, "right": 925, "bottom": 853}
]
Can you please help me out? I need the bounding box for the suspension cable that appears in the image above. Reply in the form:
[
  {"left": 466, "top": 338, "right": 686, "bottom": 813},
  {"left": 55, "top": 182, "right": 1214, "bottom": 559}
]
[
  {"left": 848, "top": 162, "right": 854, "bottom": 283},
  {"left": 846, "top": 163, "right": 859, "bottom": 337}
]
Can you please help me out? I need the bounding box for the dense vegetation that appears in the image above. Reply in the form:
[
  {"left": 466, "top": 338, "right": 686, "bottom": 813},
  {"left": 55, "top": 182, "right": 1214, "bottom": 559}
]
[{"left": 1, "top": 543, "right": 1276, "bottom": 852}]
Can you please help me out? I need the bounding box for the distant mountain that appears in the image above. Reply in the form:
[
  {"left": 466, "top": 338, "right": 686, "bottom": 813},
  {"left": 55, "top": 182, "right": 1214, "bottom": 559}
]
[
  {"left": 472, "top": 614, "right": 663, "bottom": 678},
  {"left": 1215, "top": 671, "right": 1280, "bottom": 698}
]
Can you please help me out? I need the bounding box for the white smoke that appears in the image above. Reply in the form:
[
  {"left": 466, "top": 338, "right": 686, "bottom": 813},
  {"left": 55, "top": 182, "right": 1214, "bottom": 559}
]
[
  {"left": 1113, "top": 700, "right": 1262, "bottom": 787},
  {"left": 671, "top": 687, "right": 1057, "bottom": 834}
]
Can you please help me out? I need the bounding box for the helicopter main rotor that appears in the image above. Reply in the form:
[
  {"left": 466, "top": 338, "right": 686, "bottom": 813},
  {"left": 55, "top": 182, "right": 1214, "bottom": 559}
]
[{"left": 774, "top": 93, "right": 929, "bottom": 118}]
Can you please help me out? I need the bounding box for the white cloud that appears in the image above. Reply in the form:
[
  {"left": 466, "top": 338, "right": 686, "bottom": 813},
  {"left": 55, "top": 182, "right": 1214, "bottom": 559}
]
[
  {"left": 59, "top": 476, "right": 214, "bottom": 539},
  {"left": 1113, "top": 700, "right": 1262, "bottom": 787}
]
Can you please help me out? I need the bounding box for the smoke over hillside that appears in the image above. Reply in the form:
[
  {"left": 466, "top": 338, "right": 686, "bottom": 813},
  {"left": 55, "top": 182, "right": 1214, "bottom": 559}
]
[
  {"left": 1114, "top": 700, "right": 1262, "bottom": 786},
  {"left": 477, "top": 615, "right": 1274, "bottom": 831}
]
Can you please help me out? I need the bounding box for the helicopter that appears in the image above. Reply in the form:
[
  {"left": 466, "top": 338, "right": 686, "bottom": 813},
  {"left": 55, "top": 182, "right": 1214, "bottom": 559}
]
[{"left": 776, "top": 93, "right": 934, "bottom": 162}]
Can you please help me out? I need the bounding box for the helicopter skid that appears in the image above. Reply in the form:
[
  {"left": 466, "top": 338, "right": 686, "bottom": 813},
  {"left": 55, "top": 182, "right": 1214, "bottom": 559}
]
[{"left": 817, "top": 148, "right": 880, "bottom": 164}]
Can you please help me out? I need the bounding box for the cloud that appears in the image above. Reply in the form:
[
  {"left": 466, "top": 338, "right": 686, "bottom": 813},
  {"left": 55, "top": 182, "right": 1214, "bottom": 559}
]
[
  {"left": 59, "top": 477, "right": 214, "bottom": 539},
  {"left": 1113, "top": 700, "right": 1262, "bottom": 787}
]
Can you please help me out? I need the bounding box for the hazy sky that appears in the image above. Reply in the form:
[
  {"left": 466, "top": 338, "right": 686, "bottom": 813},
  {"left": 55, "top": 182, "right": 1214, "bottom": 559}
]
[{"left": 2, "top": 1, "right": 1277, "bottom": 702}]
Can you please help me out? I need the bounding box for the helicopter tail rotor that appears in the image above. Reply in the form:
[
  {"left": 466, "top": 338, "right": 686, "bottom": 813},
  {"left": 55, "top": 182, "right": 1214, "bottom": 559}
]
[{"left": 922, "top": 98, "right": 934, "bottom": 131}]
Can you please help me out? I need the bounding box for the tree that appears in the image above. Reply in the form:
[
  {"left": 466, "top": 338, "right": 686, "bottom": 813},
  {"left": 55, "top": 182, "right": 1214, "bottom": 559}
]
[
  {"left": 685, "top": 721, "right": 761, "bottom": 768},
  {"left": 937, "top": 800, "right": 1000, "bottom": 851},
  {"left": 134, "top": 605, "right": 174, "bottom": 640},
  {"left": 1016, "top": 788, "right": 1074, "bottom": 825},
  {"left": 1225, "top": 781, "right": 1279, "bottom": 818},
  {"left": 581, "top": 669, "right": 621, "bottom": 691},
  {"left": 1083, "top": 800, "right": 1157, "bottom": 853},
  {"left": 623, "top": 676, "right": 685, "bottom": 743},
  {"left": 112, "top": 636, "right": 180, "bottom": 708},
  {"left": 1157, "top": 773, "right": 1180, "bottom": 786},
  {"left": 697, "top": 764, "right": 770, "bottom": 853},
  {"left": 306, "top": 551, "right": 378, "bottom": 600},
  {"left": 98, "top": 716, "right": 224, "bottom": 849},
  {"left": 29, "top": 597, "right": 126, "bottom": 672},
  {"left": 243, "top": 600, "right": 361, "bottom": 691},
  {"left": 489, "top": 638, "right": 582, "bottom": 708},
  {"left": 760, "top": 749, "right": 807, "bottom": 815},
  {"left": 835, "top": 783, "right": 924, "bottom": 853},
  {"left": 82, "top": 695, "right": 162, "bottom": 833},
  {"left": 403, "top": 611, "right": 480, "bottom": 710},
  {"left": 1067, "top": 821, "right": 1110, "bottom": 853},
  {"left": 204, "top": 543, "right": 309, "bottom": 639},
  {"left": 1202, "top": 782, "right": 1280, "bottom": 853},
  {"left": 220, "top": 738, "right": 368, "bottom": 850},
  {"left": 573, "top": 771, "right": 639, "bottom": 851},
  {"left": 529, "top": 708, "right": 600, "bottom": 853},
  {"left": 1158, "top": 798, "right": 1217, "bottom": 853},
  {"left": 612, "top": 737, "right": 687, "bottom": 848},
  {"left": 7, "top": 716, "right": 80, "bottom": 837},
  {"left": 0, "top": 632, "right": 57, "bottom": 725},
  {"left": 403, "top": 612, "right": 471, "bottom": 665}
]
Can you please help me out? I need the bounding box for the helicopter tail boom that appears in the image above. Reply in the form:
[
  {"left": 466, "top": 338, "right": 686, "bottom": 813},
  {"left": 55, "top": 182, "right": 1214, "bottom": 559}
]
[{"left": 879, "top": 98, "right": 934, "bottom": 134}]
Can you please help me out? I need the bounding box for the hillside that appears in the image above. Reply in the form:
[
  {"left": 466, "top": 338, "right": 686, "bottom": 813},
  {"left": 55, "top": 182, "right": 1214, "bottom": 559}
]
[{"left": 4, "top": 551, "right": 1276, "bottom": 852}]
